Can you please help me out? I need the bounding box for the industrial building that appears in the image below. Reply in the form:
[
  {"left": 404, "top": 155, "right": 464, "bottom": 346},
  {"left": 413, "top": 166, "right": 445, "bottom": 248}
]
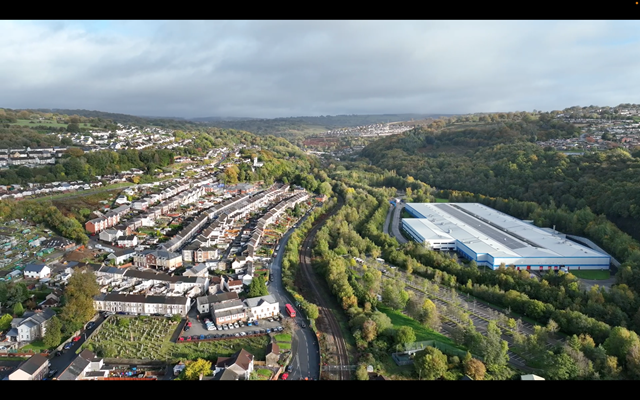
[{"left": 402, "top": 203, "right": 610, "bottom": 271}]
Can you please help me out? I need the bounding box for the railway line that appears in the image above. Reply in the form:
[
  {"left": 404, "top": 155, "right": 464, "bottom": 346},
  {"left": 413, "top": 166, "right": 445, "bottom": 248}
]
[{"left": 298, "top": 196, "right": 351, "bottom": 380}]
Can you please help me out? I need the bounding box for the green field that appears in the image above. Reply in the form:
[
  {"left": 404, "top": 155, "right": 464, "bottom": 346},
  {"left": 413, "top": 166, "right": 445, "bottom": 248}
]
[
  {"left": 9, "top": 119, "right": 69, "bottom": 128},
  {"left": 378, "top": 306, "right": 460, "bottom": 347},
  {"left": 435, "top": 198, "right": 449, "bottom": 203},
  {"left": 569, "top": 270, "right": 611, "bottom": 280}
]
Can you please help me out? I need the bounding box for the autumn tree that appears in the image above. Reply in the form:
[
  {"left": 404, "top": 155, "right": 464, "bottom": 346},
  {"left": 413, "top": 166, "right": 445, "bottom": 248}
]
[
  {"left": 181, "top": 359, "right": 213, "bottom": 380},
  {"left": 420, "top": 299, "right": 441, "bottom": 331},
  {"left": 462, "top": 353, "right": 486, "bottom": 380}
]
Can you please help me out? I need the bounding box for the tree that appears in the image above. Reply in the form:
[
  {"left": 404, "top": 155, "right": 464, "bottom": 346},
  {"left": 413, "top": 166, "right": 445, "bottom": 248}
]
[
  {"left": 414, "top": 346, "right": 448, "bottom": 380},
  {"left": 381, "top": 280, "right": 409, "bottom": 311},
  {"left": 13, "top": 302, "right": 24, "bottom": 317},
  {"left": 361, "top": 319, "right": 378, "bottom": 342},
  {"left": 302, "top": 302, "right": 319, "bottom": 320},
  {"left": 355, "top": 363, "right": 369, "bottom": 380},
  {"left": 0, "top": 313, "right": 12, "bottom": 331},
  {"left": 420, "top": 299, "right": 441, "bottom": 330},
  {"left": 247, "top": 276, "right": 269, "bottom": 298},
  {"left": 43, "top": 316, "right": 62, "bottom": 348},
  {"left": 182, "top": 359, "right": 212, "bottom": 380},
  {"left": 463, "top": 356, "right": 486, "bottom": 380},
  {"left": 480, "top": 321, "right": 509, "bottom": 368},
  {"left": 60, "top": 268, "right": 100, "bottom": 332},
  {"left": 603, "top": 326, "right": 640, "bottom": 362},
  {"left": 318, "top": 181, "right": 333, "bottom": 196},
  {"left": 394, "top": 326, "right": 416, "bottom": 351}
]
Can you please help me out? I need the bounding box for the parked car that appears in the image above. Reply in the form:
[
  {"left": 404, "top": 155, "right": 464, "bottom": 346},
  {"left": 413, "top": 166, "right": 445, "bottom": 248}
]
[
  {"left": 186, "top": 336, "right": 192, "bottom": 341},
  {"left": 48, "top": 370, "right": 58, "bottom": 378},
  {"left": 233, "top": 322, "right": 239, "bottom": 329},
  {"left": 55, "top": 350, "right": 62, "bottom": 357},
  {"left": 247, "top": 322, "right": 253, "bottom": 326},
  {"left": 184, "top": 326, "right": 190, "bottom": 332},
  {"left": 72, "top": 336, "right": 81, "bottom": 342},
  {"left": 63, "top": 342, "right": 74, "bottom": 350},
  {"left": 266, "top": 328, "right": 271, "bottom": 333},
  {"left": 253, "top": 321, "right": 259, "bottom": 326},
  {"left": 86, "top": 322, "right": 95, "bottom": 330},
  {"left": 178, "top": 337, "right": 185, "bottom": 342},
  {"left": 240, "top": 331, "right": 246, "bottom": 336}
]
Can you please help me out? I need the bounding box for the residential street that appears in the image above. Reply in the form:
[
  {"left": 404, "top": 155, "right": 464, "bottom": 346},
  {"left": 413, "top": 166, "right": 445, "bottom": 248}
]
[{"left": 48, "top": 314, "right": 106, "bottom": 379}]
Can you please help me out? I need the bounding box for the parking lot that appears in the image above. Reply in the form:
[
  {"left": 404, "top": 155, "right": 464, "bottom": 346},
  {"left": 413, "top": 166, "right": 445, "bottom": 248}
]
[{"left": 178, "top": 307, "right": 286, "bottom": 342}]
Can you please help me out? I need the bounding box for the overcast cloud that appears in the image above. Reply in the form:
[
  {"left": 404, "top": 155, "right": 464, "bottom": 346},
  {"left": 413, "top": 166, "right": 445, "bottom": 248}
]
[{"left": 2, "top": 20, "right": 640, "bottom": 119}]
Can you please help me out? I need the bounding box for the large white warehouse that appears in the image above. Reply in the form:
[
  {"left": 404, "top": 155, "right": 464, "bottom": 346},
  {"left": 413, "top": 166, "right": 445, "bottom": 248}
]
[{"left": 402, "top": 202, "right": 610, "bottom": 271}]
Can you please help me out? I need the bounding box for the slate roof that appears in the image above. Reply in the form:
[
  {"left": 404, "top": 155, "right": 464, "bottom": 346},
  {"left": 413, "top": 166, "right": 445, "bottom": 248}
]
[
  {"left": 95, "top": 293, "right": 190, "bottom": 305},
  {"left": 17, "top": 354, "right": 48, "bottom": 375},
  {"left": 24, "top": 263, "right": 48, "bottom": 273},
  {"left": 244, "top": 295, "right": 277, "bottom": 308}
]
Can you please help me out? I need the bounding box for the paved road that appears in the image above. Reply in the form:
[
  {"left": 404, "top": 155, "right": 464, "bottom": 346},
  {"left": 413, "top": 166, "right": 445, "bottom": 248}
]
[
  {"left": 48, "top": 314, "right": 106, "bottom": 379},
  {"left": 390, "top": 202, "right": 408, "bottom": 244},
  {"left": 268, "top": 208, "right": 320, "bottom": 381}
]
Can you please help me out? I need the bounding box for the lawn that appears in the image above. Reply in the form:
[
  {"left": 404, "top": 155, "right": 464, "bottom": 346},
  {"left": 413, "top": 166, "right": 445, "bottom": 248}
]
[
  {"left": 570, "top": 270, "right": 611, "bottom": 280},
  {"left": 20, "top": 340, "right": 51, "bottom": 353},
  {"left": 85, "top": 316, "right": 269, "bottom": 362},
  {"left": 378, "top": 306, "right": 459, "bottom": 347},
  {"left": 274, "top": 333, "right": 291, "bottom": 343},
  {"left": 434, "top": 198, "right": 449, "bottom": 203},
  {"left": 254, "top": 368, "right": 272, "bottom": 380}
]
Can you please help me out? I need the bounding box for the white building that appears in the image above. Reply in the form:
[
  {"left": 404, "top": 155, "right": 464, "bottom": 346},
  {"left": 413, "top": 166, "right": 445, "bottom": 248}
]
[
  {"left": 244, "top": 295, "right": 279, "bottom": 321},
  {"left": 403, "top": 203, "right": 611, "bottom": 271},
  {"left": 23, "top": 264, "right": 50, "bottom": 280},
  {"left": 93, "top": 293, "right": 191, "bottom": 316}
]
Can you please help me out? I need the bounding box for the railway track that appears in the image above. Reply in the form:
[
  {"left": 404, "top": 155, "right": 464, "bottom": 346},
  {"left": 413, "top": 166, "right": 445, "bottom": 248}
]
[{"left": 298, "top": 197, "right": 351, "bottom": 380}]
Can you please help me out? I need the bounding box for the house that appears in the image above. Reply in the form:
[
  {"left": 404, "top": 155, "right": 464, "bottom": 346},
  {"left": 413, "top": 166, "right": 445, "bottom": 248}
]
[
  {"left": 224, "top": 279, "right": 243, "bottom": 293},
  {"left": 196, "top": 291, "right": 239, "bottom": 314},
  {"left": 133, "top": 249, "right": 182, "bottom": 271},
  {"left": 107, "top": 248, "right": 136, "bottom": 265},
  {"left": 115, "top": 195, "right": 129, "bottom": 205},
  {"left": 8, "top": 354, "right": 50, "bottom": 380},
  {"left": 117, "top": 235, "right": 138, "bottom": 248},
  {"left": 99, "top": 229, "right": 123, "bottom": 243},
  {"left": 38, "top": 289, "right": 62, "bottom": 308},
  {"left": 244, "top": 295, "right": 279, "bottom": 321},
  {"left": 208, "top": 275, "right": 225, "bottom": 295},
  {"left": 265, "top": 342, "right": 280, "bottom": 367},
  {"left": 521, "top": 374, "right": 545, "bottom": 381},
  {"left": 57, "top": 350, "right": 107, "bottom": 380},
  {"left": 211, "top": 299, "right": 246, "bottom": 326},
  {"left": 6, "top": 309, "right": 56, "bottom": 343},
  {"left": 93, "top": 293, "right": 191, "bottom": 316},
  {"left": 183, "top": 263, "right": 209, "bottom": 278},
  {"left": 214, "top": 349, "right": 254, "bottom": 380},
  {"left": 23, "top": 263, "right": 50, "bottom": 280}
]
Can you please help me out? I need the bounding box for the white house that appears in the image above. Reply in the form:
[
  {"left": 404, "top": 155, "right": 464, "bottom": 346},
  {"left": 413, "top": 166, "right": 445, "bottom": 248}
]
[
  {"left": 117, "top": 235, "right": 138, "bottom": 248},
  {"left": 107, "top": 248, "right": 136, "bottom": 265},
  {"left": 8, "top": 354, "right": 50, "bottom": 380},
  {"left": 224, "top": 279, "right": 243, "bottom": 293},
  {"left": 244, "top": 295, "right": 279, "bottom": 321},
  {"left": 99, "top": 229, "right": 123, "bottom": 243},
  {"left": 23, "top": 264, "right": 50, "bottom": 280}
]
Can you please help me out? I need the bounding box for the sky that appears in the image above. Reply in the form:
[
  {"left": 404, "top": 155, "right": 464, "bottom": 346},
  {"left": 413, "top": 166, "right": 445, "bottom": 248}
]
[{"left": 2, "top": 20, "right": 640, "bottom": 119}]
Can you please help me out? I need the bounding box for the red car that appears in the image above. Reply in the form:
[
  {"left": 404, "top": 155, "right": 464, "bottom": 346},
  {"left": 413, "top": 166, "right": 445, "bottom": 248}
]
[
  {"left": 178, "top": 337, "right": 185, "bottom": 342},
  {"left": 281, "top": 373, "right": 288, "bottom": 380},
  {"left": 72, "top": 336, "right": 81, "bottom": 342},
  {"left": 186, "top": 336, "right": 192, "bottom": 341}
]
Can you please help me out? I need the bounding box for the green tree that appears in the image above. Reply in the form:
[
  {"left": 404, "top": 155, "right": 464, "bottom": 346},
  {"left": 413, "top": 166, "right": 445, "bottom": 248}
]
[
  {"left": 394, "top": 326, "right": 416, "bottom": 351},
  {"left": 603, "top": 326, "right": 640, "bottom": 362},
  {"left": 13, "top": 302, "right": 24, "bottom": 317},
  {"left": 0, "top": 313, "right": 12, "bottom": 331},
  {"left": 43, "top": 316, "right": 62, "bottom": 348},
  {"left": 355, "top": 363, "right": 369, "bottom": 380},
  {"left": 302, "top": 302, "right": 319, "bottom": 320},
  {"left": 182, "top": 359, "right": 212, "bottom": 380},
  {"left": 480, "top": 321, "right": 509, "bottom": 368},
  {"left": 414, "top": 346, "right": 448, "bottom": 380},
  {"left": 60, "top": 267, "right": 100, "bottom": 333},
  {"left": 247, "top": 276, "right": 269, "bottom": 298}
]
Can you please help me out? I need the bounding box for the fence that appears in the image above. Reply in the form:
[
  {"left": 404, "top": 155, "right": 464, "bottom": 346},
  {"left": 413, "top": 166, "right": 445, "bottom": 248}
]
[
  {"left": 404, "top": 340, "right": 468, "bottom": 358},
  {"left": 104, "top": 358, "right": 167, "bottom": 366}
]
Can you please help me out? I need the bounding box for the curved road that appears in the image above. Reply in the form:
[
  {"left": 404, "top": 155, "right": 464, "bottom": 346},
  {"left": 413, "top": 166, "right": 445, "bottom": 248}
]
[{"left": 268, "top": 207, "right": 320, "bottom": 381}]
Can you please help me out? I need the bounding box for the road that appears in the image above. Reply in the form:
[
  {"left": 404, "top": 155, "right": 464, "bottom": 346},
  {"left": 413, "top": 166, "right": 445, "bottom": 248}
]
[
  {"left": 48, "top": 314, "right": 106, "bottom": 379},
  {"left": 390, "top": 202, "right": 408, "bottom": 244},
  {"left": 268, "top": 208, "right": 320, "bottom": 381}
]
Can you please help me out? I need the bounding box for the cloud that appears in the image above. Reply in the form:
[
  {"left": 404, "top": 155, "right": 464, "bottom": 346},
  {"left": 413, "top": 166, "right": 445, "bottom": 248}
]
[{"left": 1, "top": 20, "right": 640, "bottom": 118}]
